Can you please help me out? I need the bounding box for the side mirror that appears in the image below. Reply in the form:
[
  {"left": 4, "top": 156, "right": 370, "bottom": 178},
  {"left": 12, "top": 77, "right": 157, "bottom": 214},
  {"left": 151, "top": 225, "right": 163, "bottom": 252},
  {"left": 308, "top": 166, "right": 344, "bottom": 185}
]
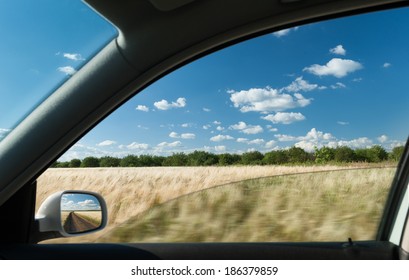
[{"left": 34, "top": 190, "right": 107, "bottom": 242}]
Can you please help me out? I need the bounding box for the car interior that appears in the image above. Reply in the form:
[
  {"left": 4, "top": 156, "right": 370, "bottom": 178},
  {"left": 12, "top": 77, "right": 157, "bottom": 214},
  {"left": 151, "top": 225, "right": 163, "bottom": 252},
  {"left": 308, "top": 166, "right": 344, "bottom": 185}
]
[{"left": 0, "top": 0, "right": 409, "bottom": 259}]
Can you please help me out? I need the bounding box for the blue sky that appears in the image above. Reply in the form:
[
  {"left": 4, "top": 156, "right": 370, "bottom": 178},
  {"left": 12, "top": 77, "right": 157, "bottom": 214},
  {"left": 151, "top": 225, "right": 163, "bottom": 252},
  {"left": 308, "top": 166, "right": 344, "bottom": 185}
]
[
  {"left": 1, "top": 2, "right": 409, "bottom": 160},
  {"left": 61, "top": 193, "right": 101, "bottom": 211},
  {"left": 0, "top": 0, "right": 116, "bottom": 132}
]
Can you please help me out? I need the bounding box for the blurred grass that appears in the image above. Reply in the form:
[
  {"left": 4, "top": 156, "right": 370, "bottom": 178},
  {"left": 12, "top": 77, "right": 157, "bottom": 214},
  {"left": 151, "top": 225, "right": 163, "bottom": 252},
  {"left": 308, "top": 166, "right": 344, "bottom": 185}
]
[{"left": 98, "top": 168, "right": 395, "bottom": 243}]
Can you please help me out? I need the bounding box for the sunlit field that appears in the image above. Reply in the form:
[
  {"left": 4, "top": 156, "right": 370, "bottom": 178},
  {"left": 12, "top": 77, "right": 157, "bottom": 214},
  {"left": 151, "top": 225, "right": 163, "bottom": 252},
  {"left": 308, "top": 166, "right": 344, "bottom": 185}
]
[{"left": 36, "top": 165, "right": 396, "bottom": 243}]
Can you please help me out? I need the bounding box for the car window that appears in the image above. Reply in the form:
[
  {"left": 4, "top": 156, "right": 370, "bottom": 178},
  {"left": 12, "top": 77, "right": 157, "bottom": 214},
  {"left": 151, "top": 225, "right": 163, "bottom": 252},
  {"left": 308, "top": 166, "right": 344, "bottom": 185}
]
[
  {"left": 0, "top": 0, "right": 117, "bottom": 141},
  {"left": 37, "top": 6, "right": 409, "bottom": 243}
]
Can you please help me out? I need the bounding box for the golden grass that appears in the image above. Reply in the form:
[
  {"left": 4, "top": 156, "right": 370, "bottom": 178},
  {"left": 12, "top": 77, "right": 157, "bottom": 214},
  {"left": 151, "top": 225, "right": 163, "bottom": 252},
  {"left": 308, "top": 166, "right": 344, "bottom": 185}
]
[
  {"left": 74, "top": 211, "right": 102, "bottom": 227},
  {"left": 36, "top": 165, "right": 395, "bottom": 243}
]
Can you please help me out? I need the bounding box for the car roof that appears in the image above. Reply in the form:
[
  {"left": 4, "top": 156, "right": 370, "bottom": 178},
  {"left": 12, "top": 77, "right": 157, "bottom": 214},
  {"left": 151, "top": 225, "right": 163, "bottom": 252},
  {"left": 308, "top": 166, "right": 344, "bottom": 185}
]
[{"left": 0, "top": 0, "right": 406, "bottom": 205}]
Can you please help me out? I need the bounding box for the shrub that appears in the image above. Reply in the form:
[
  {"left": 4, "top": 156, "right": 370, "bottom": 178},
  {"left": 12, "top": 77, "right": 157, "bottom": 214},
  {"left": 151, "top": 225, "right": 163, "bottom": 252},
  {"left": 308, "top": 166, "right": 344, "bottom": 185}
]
[
  {"left": 286, "top": 147, "right": 310, "bottom": 163},
  {"left": 100, "top": 156, "right": 120, "bottom": 167},
  {"left": 334, "top": 146, "right": 356, "bottom": 162},
  {"left": 241, "top": 151, "right": 264, "bottom": 165},
  {"left": 263, "top": 150, "right": 288, "bottom": 165},
  {"left": 80, "top": 156, "right": 100, "bottom": 167},
  {"left": 314, "top": 147, "right": 335, "bottom": 163}
]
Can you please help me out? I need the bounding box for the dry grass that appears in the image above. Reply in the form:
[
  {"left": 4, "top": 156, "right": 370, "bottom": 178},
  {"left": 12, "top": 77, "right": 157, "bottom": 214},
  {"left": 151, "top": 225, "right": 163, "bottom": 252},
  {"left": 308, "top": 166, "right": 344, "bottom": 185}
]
[
  {"left": 74, "top": 211, "right": 102, "bottom": 227},
  {"left": 36, "top": 165, "right": 395, "bottom": 243}
]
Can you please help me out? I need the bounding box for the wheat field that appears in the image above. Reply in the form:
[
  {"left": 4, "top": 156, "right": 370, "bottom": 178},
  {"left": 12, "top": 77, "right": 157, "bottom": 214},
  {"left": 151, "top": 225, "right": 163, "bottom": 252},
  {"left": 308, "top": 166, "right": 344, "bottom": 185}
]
[{"left": 36, "top": 165, "right": 395, "bottom": 243}]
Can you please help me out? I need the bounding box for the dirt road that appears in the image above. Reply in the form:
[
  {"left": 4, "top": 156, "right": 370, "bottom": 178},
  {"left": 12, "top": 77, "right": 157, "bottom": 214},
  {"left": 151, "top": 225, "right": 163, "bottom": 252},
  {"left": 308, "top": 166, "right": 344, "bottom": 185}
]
[{"left": 63, "top": 212, "right": 99, "bottom": 233}]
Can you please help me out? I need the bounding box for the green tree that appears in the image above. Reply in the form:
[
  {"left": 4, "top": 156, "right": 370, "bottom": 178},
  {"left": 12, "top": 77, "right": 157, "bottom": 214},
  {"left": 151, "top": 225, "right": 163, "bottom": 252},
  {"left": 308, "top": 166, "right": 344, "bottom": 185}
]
[
  {"left": 162, "top": 153, "right": 188, "bottom": 166},
  {"left": 187, "top": 151, "right": 218, "bottom": 166},
  {"left": 389, "top": 146, "right": 405, "bottom": 161},
  {"left": 55, "top": 161, "right": 69, "bottom": 168},
  {"left": 120, "top": 155, "right": 140, "bottom": 167},
  {"left": 366, "top": 145, "right": 388, "bottom": 162},
  {"left": 286, "top": 147, "right": 310, "bottom": 163},
  {"left": 334, "top": 146, "right": 355, "bottom": 162},
  {"left": 69, "top": 158, "right": 81, "bottom": 168},
  {"left": 314, "top": 146, "right": 335, "bottom": 164},
  {"left": 263, "top": 150, "right": 288, "bottom": 165},
  {"left": 80, "top": 156, "right": 100, "bottom": 167},
  {"left": 218, "top": 153, "right": 241, "bottom": 166},
  {"left": 241, "top": 151, "right": 264, "bottom": 165},
  {"left": 100, "top": 156, "right": 120, "bottom": 167},
  {"left": 354, "top": 148, "right": 369, "bottom": 162},
  {"left": 355, "top": 146, "right": 388, "bottom": 162}
]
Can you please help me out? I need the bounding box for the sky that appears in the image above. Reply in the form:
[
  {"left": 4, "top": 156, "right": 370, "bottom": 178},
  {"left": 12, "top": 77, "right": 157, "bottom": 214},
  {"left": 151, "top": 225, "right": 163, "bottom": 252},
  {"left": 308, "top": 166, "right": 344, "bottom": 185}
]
[
  {"left": 0, "top": 0, "right": 117, "bottom": 132},
  {"left": 1, "top": 2, "right": 409, "bottom": 160},
  {"left": 61, "top": 193, "right": 101, "bottom": 211}
]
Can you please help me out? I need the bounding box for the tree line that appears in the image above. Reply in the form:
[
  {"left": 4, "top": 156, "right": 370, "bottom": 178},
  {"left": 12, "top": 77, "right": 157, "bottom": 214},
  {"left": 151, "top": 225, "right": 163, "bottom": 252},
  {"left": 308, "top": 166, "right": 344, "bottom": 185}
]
[{"left": 51, "top": 145, "right": 405, "bottom": 168}]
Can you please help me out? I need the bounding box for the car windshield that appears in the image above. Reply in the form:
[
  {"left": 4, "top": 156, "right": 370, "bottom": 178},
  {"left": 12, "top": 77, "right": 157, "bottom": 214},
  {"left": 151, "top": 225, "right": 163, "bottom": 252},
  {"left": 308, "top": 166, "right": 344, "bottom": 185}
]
[
  {"left": 0, "top": 0, "right": 117, "bottom": 142},
  {"left": 36, "top": 6, "right": 409, "bottom": 243}
]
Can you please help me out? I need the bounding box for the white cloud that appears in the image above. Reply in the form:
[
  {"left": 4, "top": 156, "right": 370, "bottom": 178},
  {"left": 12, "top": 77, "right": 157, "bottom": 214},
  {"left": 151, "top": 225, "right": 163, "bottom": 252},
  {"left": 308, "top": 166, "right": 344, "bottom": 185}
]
[
  {"left": 283, "top": 76, "right": 318, "bottom": 92},
  {"left": 169, "top": 132, "right": 179, "bottom": 138},
  {"left": 57, "top": 66, "right": 76, "bottom": 76},
  {"left": 137, "top": 125, "right": 148, "bottom": 130},
  {"left": 274, "top": 128, "right": 375, "bottom": 152},
  {"left": 237, "top": 138, "right": 249, "bottom": 143},
  {"left": 203, "top": 108, "right": 211, "bottom": 112},
  {"left": 273, "top": 27, "right": 299, "bottom": 38},
  {"left": 248, "top": 139, "right": 265, "bottom": 145},
  {"left": 0, "top": 128, "right": 11, "bottom": 140},
  {"left": 181, "top": 133, "right": 195, "bottom": 139},
  {"left": 210, "top": 134, "right": 234, "bottom": 142},
  {"left": 127, "top": 142, "right": 149, "bottom": 150},
  {"left": 352, "top": 78, "right": 363, "bottom": 82},
  {"left": 63, "top": 53, "right": 85, "bottom": 61},
  {"left": 213, "top": 121, "right": 221, "bottom": 125},
  {"left": 303, "top": 58, "right": 363, "bottom": 78},
  {"left": 214, "top": 145, "right": 226, "bottom": 152},
  {"left": 202, "top": 125, "right": 211, "bottom": 130},
  {"left": 331, "top": 82, "right": 346, "bottom": 89},
  {"left": 274, "top": 134, "right": 298, "bottom": 142},
  {"left": 216, "top": 126, "right": 224, "bottom": 131},
  {"left": 229, "top": 121, "right": 263, "bottom": 134},
  {"left": 294, "top": 141, "right": 317, "bottom": 152},
  {"left": 275, "top": 128, "right": 333, "bottom": 146},
  {"left": 337, "top": 121, "right": 349, "bottom": 125},
  {"left": 329, "top": 45, "right": 346, "bottom": 56},
  {"left": 262, "top": 112, "right": 305, "bottom": 124},
  {"left": 302, "top": 128, "right": 334, "bottom": 141},
  {"left": 181, "top": 123, "right": 190, "bottom": 128},
  {"left": 59, "top": 143, "right": 130, "bottom": 161},
  {"left": 266, "top": 125, "right": 278, "bottom": 132},
  {"left": 78, "top": 199, "right": 95, "bottom": 207},
  {"left": 157, "top": 141, "right": 182, "bottom": 147},
  {"left": 265, "top": 140, "right": 277, "bottom": 149},
  {"left": 337, "top": 137, "right": 372, "bottom": 149},
  {"left": 170, "top": 132, "right": 196, "bottom": 139},
  {"left": 242, "top": 126, "right": 263, "bottom": 134},
  {"left": 229, "top": 87, "right": 311, "bottom": 113},
  {"left": 154, "top": 97, "right": 186, "bottom": 110},
  {"left": 383, "top": 62, "right": 392, "bottom": 68},
  {"left": 230, "top": 121, "right": 247, "bottom": 130},
  {"left": 378, "top": 135, "right": 388, "bottom": 143},
  {"left": 97, "top": 140, "right": 116, "bottom": 146},
  {"left": 136, "top": 105, "right": 149, "bottom": 112}
]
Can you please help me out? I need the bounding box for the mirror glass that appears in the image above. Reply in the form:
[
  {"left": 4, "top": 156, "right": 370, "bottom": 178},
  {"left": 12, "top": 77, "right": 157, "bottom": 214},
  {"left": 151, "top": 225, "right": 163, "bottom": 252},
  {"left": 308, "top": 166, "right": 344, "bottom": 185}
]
[{"left": 60, "top": 193, "right": 102, "bottom": 234}]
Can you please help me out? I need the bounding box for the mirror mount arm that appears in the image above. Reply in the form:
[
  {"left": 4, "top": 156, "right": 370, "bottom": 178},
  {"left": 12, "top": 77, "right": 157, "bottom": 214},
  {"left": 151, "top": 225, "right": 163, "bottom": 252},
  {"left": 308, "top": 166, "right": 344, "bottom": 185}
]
[{"left": 30, "top": 220, "right": 63, "bottom": 243}]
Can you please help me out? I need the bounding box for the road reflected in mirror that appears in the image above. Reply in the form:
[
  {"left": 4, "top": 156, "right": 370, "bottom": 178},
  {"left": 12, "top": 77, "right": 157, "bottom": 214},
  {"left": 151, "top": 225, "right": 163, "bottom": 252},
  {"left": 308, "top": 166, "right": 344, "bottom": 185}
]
[{"left": 60, "top": 193, "right": 102, "bottom": 234}]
